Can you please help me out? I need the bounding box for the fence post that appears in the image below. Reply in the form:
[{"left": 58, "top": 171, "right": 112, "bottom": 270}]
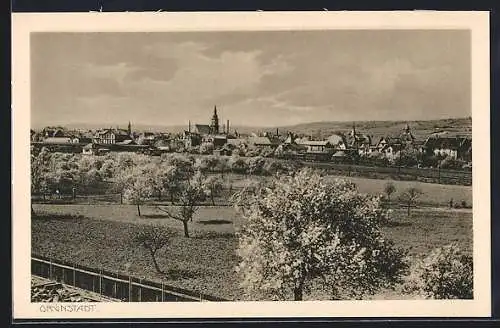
[
  {"left": 129, "top": 276, "right": 132, "bottom": 302},
  {"left": 138, "top": 278, "right": 142, "bottom": 302},
  {"left": 99, "top": 269, "right": 102, "bottom": 295},
  {"left": 113, "top": 273, "right": 117, "bottom": 299},
  {"left": 49, "top": 258, "right": 52, "bottom": 280},
  {"left": 161, "top": 280, "right": 164, "bottom": 302},
  {"left": 438, "top": 166, "right": 441, "bottom": 184},
  {"left": 73, "top": 265, "right": 76, "bottom": 287}
]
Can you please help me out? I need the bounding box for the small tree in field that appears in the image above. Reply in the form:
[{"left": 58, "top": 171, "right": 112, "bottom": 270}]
[
  {"left": 123, "top": 169, "right": 154, "bottom": 216},
  {"left": 229, "top": 179, "right": 265, "bottom": 216},
  {"left": 203, "top": 175, "right": 224, "bottom": 206},
  {"left": 234, "top": 169, "right": 408, "bottom": 301},
  {"left": 158, "top": 170, "right": 206, "bottom": 237},
  {"left": 132, "top": 224, "right": 173, "bottom": 274},
  {"left": 384, "top": 182, "right": 396, "bottom": 204},
  {"left": 31, "top": 146, "right": 51, "bottom": 214},
  {"left": 399, "top": 187, "right": 423, "bottom": 217}
]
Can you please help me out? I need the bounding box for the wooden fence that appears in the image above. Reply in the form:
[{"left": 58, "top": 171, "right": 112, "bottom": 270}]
[
  {"left": 300, "top": 161, "right": 472, "bottom": 186},
  {"left": 32, "top": 255, "right": 227, "bottom": 302}
]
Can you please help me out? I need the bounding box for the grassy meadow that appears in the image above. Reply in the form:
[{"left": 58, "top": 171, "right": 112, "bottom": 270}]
[
  {"left": 227, "top": 173, "right": 472, "bottom": 207},
  {"left": 32, "top": 201, "right": 472, "bottom": 300}
]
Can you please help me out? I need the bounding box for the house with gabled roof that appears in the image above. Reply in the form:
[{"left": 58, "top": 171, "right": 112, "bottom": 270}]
[
  {"left": 295, "top": 138, "right": 336, "bottom": 154},
  {"left": 194, "top": 124, "right": 212, "bottom": 135},
  {"left": 423, "top": 136, "right": 471, "bottom": 161},
  {"left": 345, "top": 124, "right": 372, "bottom": 155},
  {"left": 93, "top": 128, "right": 132, "bottom": 145},
  {"left": 248, "top": 136, "right": 274, "bottom": 147}
]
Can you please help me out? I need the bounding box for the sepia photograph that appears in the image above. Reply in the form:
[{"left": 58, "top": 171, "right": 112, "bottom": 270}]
[{"left": 12, "top": 11, "right": 490, "bottom": 319}]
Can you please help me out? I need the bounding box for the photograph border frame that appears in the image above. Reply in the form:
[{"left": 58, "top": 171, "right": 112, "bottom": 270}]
[{"left": 10, "top": 8, "right": 494, "bottom": 324}]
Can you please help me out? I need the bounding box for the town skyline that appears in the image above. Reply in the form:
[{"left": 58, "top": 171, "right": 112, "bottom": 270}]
[
  {"left": 31, "top": 115, "right": 472, "bottom": 132},
  {"left": 31, "top": 30, "right": 471, "bottom": 128}
]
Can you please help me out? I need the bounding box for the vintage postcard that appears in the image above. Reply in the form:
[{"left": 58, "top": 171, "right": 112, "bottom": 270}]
[{"left": 12, "top": 11, "right": 490, "bottom": 320}]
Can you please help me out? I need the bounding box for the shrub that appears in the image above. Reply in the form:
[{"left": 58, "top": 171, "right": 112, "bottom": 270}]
[
  {"left": 439, "top": 156, "right": 465, "bottom": 170},
  {"left": 228, "top": 156, "right": 249, "bottom": 174},
  {"left": 403, "top": 244, "right": 473, "bottom": 299},
  {"left": 199, "top": 142, "right": 214, "bottom": 155}
]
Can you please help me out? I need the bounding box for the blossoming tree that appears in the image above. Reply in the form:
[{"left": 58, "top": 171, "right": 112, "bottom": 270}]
[{"left": 234, "top": 168, "right": 408, "bottom": 301}]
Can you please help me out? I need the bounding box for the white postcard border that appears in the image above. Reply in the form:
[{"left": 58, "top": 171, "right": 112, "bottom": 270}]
[{"left": 12, "top": 11, "right": 491, "bottom": 319}]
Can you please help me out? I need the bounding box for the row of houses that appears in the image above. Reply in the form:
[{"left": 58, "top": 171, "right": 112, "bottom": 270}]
[{"left": 31, "top": 107, "right": 472, "bottom": 163}]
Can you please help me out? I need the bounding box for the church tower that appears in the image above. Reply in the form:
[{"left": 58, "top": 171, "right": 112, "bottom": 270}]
[
  {"left": 401, "top": 122, "right": 415, "bottom": 143},
  {"left": 350, "top": 122, "right": 359, "bottom": 149},
  {"left": 127, "top": 121, "right": 132, "bottom": 136},
  {"left": 210, "top": 105, "right": 219, "bottom": 134}
]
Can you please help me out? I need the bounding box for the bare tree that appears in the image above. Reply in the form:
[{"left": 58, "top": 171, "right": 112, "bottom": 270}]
[
  {"left": 132, "top": 224, "right": 173, "bottom": 274},
  {"left": 158, "top": 170, "right": 206, "bottom": 237},
  {"left": 399, "top": 186, "right": 423, "bottom": 217},
  {"left": 384, "top": 182, "right": 396, "bottom": 204},
  {"left": 203, "top": 175, "right": 224, "bottom": 206}
]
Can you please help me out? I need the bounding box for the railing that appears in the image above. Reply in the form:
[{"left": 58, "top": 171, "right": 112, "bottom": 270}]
[
  {"left": 299, "top": 161, "right": 472, "bottom": 186},
  {"left": 32, "top": 255, "right": 228, "bottom": 302}
]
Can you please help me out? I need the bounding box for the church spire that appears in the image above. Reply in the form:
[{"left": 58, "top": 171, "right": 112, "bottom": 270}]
[
  {"left": 127, "top": 121, "right": 131, "bottom": 136},
  {"left": 210, "top": 105, "right": 220, "bottom": 134}
]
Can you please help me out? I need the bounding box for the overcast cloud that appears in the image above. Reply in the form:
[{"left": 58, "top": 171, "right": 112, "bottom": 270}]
[{"left": 31, "top": 30, "right": 470, "bottom": 128}]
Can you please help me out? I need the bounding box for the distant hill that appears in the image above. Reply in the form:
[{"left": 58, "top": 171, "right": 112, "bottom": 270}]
[
  {"left": 260, "top": 117, "right": 472, "bottom": 141},
  {"left": 33, "top": 117, "right": 472, "bottom": 140}
]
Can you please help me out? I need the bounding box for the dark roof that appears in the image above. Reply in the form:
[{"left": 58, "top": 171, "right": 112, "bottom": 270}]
[
  {"left": 44, "top": 137, "right": 72, "bottom": 144},
  {"left": 348, "top": 133, "right": 371, "bottom": 146},
  {"left": 115, "top": 129, "right": 130, "bottom": 136},
  {"left": 195, "top": 124, "right": 211, "bottom": 135},
  {"left": 227, "top": 138, "right": 246, "bottom": 146},
  {"left": 424, "top": 136, "right": 471, "bottom": 150},
  {"left": 96, "top": 128, "right": 130, "bottom": 137},
  {"left": 383, "top": 137, "right": 403, "bottom": 145},
  {"left": 248, "top": 136, "right": 273, "bottom": 145},
  {"left": 297, "top": 140, "right": 330, "bottom": 146}
]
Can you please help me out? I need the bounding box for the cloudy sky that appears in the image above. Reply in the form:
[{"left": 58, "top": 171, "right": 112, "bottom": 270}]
[{"left": 31, "top": 30, "right": 470, "bottom": 128}]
